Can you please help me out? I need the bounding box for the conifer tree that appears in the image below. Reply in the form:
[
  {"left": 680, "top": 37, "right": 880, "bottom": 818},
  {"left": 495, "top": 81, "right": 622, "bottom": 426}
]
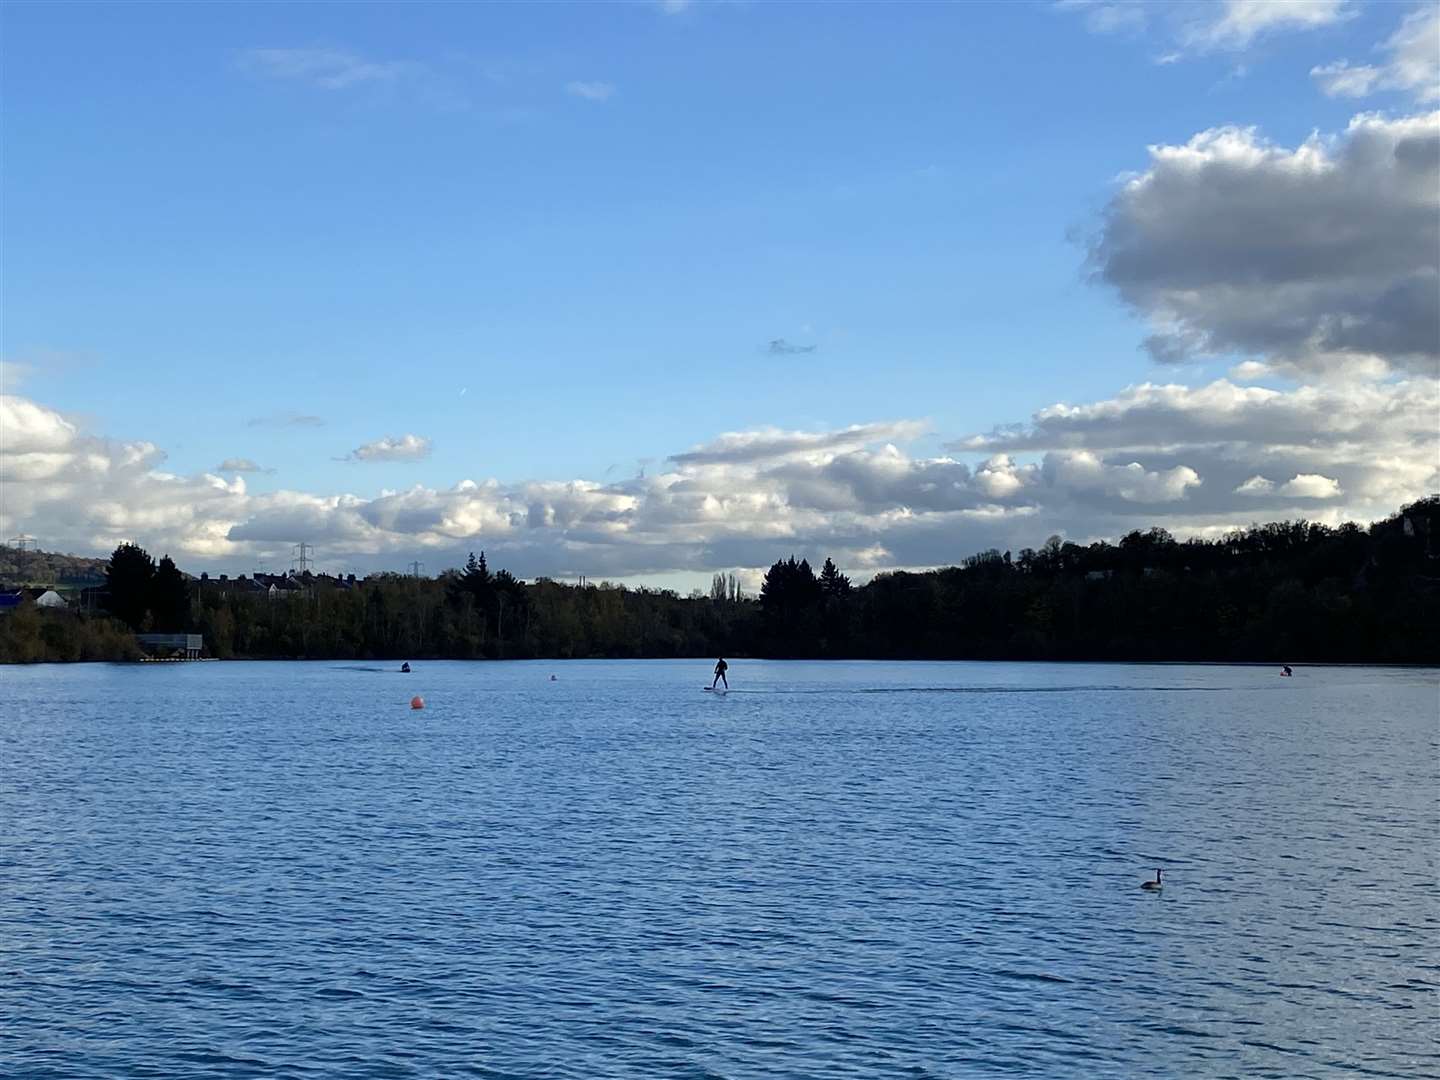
[{"left": 105, "top": 543, "right": 156, "bottom": 630}]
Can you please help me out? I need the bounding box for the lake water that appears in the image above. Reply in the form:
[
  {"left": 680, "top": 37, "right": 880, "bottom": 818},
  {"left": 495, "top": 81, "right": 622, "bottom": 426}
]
[{"left": 1, "top": 660, "right": 1437, "bottom": 1078}]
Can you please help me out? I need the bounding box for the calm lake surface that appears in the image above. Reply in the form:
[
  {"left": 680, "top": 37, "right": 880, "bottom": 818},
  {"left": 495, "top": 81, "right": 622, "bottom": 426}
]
[{"left": 1, "top": 660, "right": 1437, "bottom": 1078}]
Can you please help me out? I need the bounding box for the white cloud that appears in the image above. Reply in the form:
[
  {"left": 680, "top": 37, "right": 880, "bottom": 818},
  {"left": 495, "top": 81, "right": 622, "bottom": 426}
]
[
  {"left": 958, "top": 378, "right": 1440, "bottom": 455},
  {"left": 1, "top": 396, "right": 245, "bottom": 558},
  {"left": 1240, "top": 472, "right": 1348, "bottom": 504},
  {"left": 1311, "top": 60, "right": 1383, "bottom": 98},
  {"left": 1093, "top": 111, "right": 1440, "bottom": 377},
  {"left": 1312, "top": 7, "right": 1440, "bottom": 103},
  {"left": 1060, "top": 0, "right": 1354, "bottom": 55},
  {"left": 565, "top": 81, "right": 616, "bottom": 102},
  {"left": 671, "top": 421, "right": 928, "bottom": 466},
  {"left": 957, "top": 376, "right": 1436, "bottom": 521},
  {"left": 217, "top": 458, "right": 269, "bottom": 473},
  {"left": 237, "top": 47, "right": 411, "bottom": 90},
  {"left": 343, "top": 434, "right": 432, "bottom": 463},
  {"left": 1, "top": 394, "right": 78, "bottom": 456},
  {"left": 1044, "top": 451, "right": 1202, "bottom": 502},
  {"left": 1236, "top": 475, "right": 1276, "bottom": 495},
  {"left": 1054, "top": 1, "right": 1148, "bottom": 35},
  {"left": 1185, "top": 0, "right": 1353, "bottom": 51},
  {"left": 1280, "top": 473, "right": 1344, "bottom": 498},
  {"left": 974, "top": 454, "right": 1028, "bottom": 498},
  {"left": 4, "top": 374, "right": 1432, "bottom": 582},
  {"left": 1229, "top": 360, "right": 1271, "bottom": 381}
]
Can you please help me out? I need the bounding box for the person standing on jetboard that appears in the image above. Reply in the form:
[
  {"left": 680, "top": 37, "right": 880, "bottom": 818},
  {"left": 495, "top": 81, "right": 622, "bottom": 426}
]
[{"left": 712, "top": 658, "right": 729, "bottom": 690}]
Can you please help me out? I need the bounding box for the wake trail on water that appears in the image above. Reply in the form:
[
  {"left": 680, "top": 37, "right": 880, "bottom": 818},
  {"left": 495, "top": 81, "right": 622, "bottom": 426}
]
[{"left": 713, "top": 685, "right": 1232, "bottom": 695}]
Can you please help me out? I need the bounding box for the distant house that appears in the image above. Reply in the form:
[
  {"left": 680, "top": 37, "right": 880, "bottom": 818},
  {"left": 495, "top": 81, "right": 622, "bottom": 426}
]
[
  {"left": 252, "top": 573, "right": 308, "bottom": 600},
  {"left": 0, "top": 588, "right": 68, "bottom": 613},
  {"left": 196, "top": 574, "right": 264, "bottom": 599}
]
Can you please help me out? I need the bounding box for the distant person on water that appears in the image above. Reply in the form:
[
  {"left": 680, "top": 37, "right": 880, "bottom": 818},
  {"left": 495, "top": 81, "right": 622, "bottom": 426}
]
[
  {"left": 401, "top": 662, "right": 411, "bottom": 673},
  {"left": 712, "top": 658, "right": 729, "bottom": 689}
]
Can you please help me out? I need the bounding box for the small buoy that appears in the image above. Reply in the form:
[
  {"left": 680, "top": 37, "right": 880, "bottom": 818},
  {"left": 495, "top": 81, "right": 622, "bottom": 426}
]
[{"left": 410, "top": 695, "right": 425, "bottom": 710}]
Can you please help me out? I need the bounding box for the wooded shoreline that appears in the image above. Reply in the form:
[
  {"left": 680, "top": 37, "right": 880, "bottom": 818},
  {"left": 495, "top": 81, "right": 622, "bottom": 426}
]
[{"left": 3, "top": 497, "right": 1436, "bottom": 665}]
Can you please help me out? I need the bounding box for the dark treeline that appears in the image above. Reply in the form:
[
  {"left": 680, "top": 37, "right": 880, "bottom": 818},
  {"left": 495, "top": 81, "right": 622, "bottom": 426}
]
[{"left": 2, "top": 497, "right": 1437, "bottom": 663}]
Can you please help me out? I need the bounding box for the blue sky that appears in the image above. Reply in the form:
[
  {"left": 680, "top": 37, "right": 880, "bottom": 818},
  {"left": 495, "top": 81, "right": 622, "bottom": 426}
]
[{"left": 3, "top": 1, "right": 1437, "bottom": 584}]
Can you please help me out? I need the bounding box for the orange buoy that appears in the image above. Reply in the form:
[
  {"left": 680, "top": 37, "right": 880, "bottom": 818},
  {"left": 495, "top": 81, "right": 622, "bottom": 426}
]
[{"left": 410, "top": 695, "right": 425, "bottom": 710}]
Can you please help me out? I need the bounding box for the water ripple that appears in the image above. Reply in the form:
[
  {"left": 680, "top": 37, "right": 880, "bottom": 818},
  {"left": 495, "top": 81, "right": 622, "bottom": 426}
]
[{"left": 1, "top": 659, "right": 1436, "bottom": 1078}]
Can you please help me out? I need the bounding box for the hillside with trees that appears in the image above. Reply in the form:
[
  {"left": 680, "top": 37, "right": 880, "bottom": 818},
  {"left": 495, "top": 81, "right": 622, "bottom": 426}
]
[
  {"left": 0, "top": 545, "right": 107, "bottom": 587},
  {"left": 2, "top": 497, "right": 1437, "bottom": 664}
]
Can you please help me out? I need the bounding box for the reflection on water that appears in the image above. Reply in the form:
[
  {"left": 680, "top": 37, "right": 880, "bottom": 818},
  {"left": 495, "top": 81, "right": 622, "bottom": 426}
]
[{"left": 2, "top": 660, "right": 1437, "bottom": 1078}]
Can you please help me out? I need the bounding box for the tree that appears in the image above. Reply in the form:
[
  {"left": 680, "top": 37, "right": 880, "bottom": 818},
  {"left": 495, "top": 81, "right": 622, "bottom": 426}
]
[
  {"left": 818, "top": 557, "right": 851, "bottom": 598},
  {"left": 493, "top": 568, "right": 528, "bottom": 655},
  {"left": 151, "top": 555, "right": 190, "bottom": 631},
  {"left": 760, "top": 557, "right": 822, "bottom": 628},
  {"left": 462, "top": 551, "right": 492, "bottom": 602},
  {"left": 105, "top": 543, "right": 156, "bottom": 630}
]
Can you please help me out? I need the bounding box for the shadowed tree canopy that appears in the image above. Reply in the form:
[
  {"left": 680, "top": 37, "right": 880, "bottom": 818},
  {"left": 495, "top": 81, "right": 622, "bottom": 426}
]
[
  {"left": 819, "top": 557, "right": 851, "bottom": 598},
  {"left": 760, "top": 556, "right": 822, "bottom": 617},
  {"left": 151, "top": 555, "right": 190, "bottom": 632},
  {"left": 105, "top": 543, "right": 156, "bottom": 630},
  {"left": 456, "top": 551, "right": 492, "bottom": 605}
]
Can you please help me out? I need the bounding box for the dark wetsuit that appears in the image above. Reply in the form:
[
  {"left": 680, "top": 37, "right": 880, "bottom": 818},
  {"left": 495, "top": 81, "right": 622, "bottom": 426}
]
[{"left": 712, "top": 659, "right": 729, "bottom": 689}]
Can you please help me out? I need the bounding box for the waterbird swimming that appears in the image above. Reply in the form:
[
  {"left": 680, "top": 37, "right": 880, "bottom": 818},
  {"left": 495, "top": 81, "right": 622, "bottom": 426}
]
[{"left": 1141, "top": 869, "right": 1164, "bottom": 891}]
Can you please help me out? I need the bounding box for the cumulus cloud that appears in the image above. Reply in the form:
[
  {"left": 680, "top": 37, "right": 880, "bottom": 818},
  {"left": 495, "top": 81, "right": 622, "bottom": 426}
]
[
  {"left": 1312, "top": 7, "right": 1440, "bottom": 103},
  {"left": 1229, "top": 360, "right": 1271, "bottom": 381},
  {"left": 4, "top": 377, "right": 1433, "bottom": 583},
  {"left": 957, "top": 379, "right": 1439, "bottom": 455},
  {"left": 1236, "top": 473, "right": 1345, "bottom": 499},
  {"left": 565, "top": 81, "right": 616, "bottom": 102},
  {"left": 1, "top": 395, "right": 246, "bottom": 559},
  {"left": 956, "top": 377, "right": 1435, "bottom": 519},
  {"left": 1235, "top": 475, "right": 1276, "bottom": 495},
  {"left": 238, "top": 47, "right": 410, "bottom": 90},
  {"left": 1044, "top": 451, "right": 1202, "bottom": 503},
  {"left": 342, "top": 434, "right": 432, "bottom": 463},
  {"left": 1281, "top": 473, "right": 1344, "bottom": 498},
  {"left": 1093, "top": 111, "right": 1440, "bottom": 377}
]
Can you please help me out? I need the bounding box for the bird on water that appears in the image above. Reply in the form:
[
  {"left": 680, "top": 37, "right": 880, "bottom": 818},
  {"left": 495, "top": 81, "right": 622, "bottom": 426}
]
[{"left": 1141, "top": 869, "right": 1164, "bottom": 891}]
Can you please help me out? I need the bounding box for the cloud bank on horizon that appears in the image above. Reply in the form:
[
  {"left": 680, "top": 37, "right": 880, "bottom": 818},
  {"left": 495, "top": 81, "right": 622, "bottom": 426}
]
[{"left": 3, "top": 10, "right": 1437, "bottom": 582}]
